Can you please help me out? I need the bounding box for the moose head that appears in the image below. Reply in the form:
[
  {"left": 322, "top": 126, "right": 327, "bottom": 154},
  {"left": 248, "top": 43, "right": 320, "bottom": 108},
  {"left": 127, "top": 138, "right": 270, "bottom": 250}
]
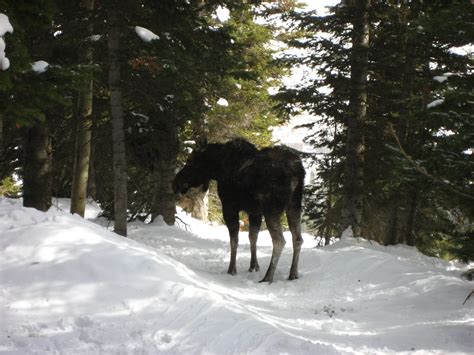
[{"left": 172, "top": 138, "right": 211, "bottom": 195}]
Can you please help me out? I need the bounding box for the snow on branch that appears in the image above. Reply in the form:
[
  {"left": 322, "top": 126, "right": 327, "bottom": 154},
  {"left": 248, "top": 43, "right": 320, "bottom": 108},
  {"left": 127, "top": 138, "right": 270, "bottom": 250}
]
[
  {"left": 135, "top": 26, "right": 159, "bottom": 42},
  {"left": 31, "top": 60, "right": 49, "bottom": 73},
  {"left": 0, "top": 13, "right": 13, "bottom": 71},
  {"left": 427, "top": 99, "right": 444, "bottom": 109}
]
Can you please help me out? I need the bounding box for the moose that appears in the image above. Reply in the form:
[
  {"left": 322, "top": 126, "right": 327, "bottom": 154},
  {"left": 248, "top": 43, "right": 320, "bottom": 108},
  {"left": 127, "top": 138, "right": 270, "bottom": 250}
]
[{"left": 172, "top": 138, "right": 305, "bottom": 283}]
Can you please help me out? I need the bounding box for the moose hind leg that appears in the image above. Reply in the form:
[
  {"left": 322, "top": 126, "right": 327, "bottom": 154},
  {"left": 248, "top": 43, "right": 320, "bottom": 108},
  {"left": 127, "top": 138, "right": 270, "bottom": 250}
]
[
  {"left": 287, "top": 207, "right": 303, "bottom": 280},
  {"left": 248, "top": 214, "right": 262, "bottom": 272},
  {"left": 260, "top": 214, "right": 286, "bottom": 283},
  {"left": 223, "top": 207, "right": 239, "bottom": 275}
]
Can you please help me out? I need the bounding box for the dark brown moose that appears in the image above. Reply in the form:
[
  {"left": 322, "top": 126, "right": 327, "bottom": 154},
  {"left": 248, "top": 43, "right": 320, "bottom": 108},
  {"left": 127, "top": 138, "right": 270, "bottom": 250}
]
[{"left": 172, "top": 138, "right": 305, "bottom": 283}]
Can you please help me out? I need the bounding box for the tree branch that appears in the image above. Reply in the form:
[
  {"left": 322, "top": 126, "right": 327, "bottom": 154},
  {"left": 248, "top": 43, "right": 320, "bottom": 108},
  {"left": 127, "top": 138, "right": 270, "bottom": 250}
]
[{"left": 387, "top": 123, "right": 474, "bottom": 201}]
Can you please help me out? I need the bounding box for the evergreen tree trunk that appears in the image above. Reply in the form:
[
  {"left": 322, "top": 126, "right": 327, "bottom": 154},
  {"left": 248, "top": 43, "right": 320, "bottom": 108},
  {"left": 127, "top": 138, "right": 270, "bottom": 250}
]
[
  {"left": 87, "top": 128, "right": 97, "bottom": 200},
  {"left": 396, "top": 2, "right": 416, "bottom": 246},
  {"left": 179, "top": 187, "right": 209, "bottom": 222},
  {"left": 404, "top": 192, "right": 417, "bottom": 246},
  {"left": 23, "top": 123, "right": 52, "bottom": 211},
  {"left": 343, "top": 0, "right": 370, "bottom": 238},
  {"left": 70, "top": 0, "right": 94, "bottom": 217},
  {"left": 108, "top": 8, "right": 127, "bottom": 236},
  {"left": 151, "top": 118, "right": 178, "bottom": 225},
  {"left": 384, "top": 201, "right": 399, "bottom": 245},
  {"left": 324, "top": 121, "right": 338, "bottom": 245}
]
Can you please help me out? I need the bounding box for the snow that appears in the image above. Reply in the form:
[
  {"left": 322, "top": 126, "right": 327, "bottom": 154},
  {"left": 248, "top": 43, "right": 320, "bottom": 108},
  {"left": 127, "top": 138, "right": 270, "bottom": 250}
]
[
  {"left": 0, "top": 13, "right": 13, "bottom": 36},
  {"left": 1, "top": 198, "right": 473, "bottom": 354},
  {"left": 31, "top": 60, "right": 49, "bottom": 73},
  {"left": 427, "top": 99, "right": 445, "bottom": 109},
  {"left": 0, "top": 13, "right": 13, "bottom": 71},
  {"left": 134, "top": 26, "right": 159, "bottom": 42},
  {"left": 0, "top": 54, "right": 9, "bottom": 70},
  {"left": 217, "top": 97, "right": 229, "bottom": 106},
  {"left": 340, "top": 225, "right": 353, "bottom": 240},
  {"left": 448, "top": 44, "right": 473, "bottom": 56},
  {"left": 214, "top": 6, "right": 230, "bottom": 23},
  {"left": 433, "top": 75, "right": 448, "bottom": 83},
  {"left": 271, "top": 113, "right": 320, "bottom": 154}
]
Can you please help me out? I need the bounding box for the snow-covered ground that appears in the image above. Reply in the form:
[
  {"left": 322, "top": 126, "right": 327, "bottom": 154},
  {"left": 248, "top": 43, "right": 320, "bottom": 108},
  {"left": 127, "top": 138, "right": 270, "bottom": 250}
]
[{"left": 1, "top": 198, "right": 473, "bottom": 354}]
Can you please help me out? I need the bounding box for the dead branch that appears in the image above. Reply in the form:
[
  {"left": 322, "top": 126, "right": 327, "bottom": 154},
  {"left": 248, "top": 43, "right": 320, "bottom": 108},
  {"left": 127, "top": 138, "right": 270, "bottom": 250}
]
[
  {"left": 175, "top": 215, "right": 190, "bottom": 232},
  {"left": 462, "top": 290, "right": 474, "bottom": 306}
]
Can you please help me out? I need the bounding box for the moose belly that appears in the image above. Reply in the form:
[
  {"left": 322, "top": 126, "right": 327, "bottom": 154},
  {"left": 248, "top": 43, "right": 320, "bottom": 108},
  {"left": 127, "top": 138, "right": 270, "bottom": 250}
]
[{"left": 239, "top": 190, "right": 290, "bottom": 216}]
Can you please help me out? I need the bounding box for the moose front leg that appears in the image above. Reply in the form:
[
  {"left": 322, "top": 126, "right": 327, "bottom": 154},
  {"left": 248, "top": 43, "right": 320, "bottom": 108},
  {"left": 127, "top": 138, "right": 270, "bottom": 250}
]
[
  {"left": 223, "top": 206, "right": 240, "bottom": 275},
  {"left": 248, "top": 214, "right": 262, "bottom": 272},
  {"left": 260, "top": 213, "right": 286, "bottom": 283}
]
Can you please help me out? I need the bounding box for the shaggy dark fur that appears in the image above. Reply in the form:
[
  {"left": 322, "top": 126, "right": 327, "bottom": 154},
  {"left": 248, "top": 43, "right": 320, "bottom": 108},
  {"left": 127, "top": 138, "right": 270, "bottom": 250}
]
[{"left": 172, "top": 138, "right": 305, "bottom": 283}]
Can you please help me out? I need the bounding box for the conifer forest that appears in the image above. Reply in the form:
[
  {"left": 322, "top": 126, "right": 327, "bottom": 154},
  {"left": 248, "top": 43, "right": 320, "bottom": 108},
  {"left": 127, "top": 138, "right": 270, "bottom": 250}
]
[{"left": 1, "top": 1, "right": 473, "bottom": 263}]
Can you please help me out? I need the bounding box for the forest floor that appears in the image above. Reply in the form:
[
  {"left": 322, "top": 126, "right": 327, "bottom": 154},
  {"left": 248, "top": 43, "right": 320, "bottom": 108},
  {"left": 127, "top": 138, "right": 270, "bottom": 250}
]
[{"left": 1, "top": 198, "right": 473, "bottom": 354}]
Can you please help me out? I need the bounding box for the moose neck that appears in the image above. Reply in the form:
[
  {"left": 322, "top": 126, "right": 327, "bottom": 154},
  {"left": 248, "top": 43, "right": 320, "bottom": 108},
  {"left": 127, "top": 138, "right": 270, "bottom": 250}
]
[
  {"left": 202, "top": 144, "right": 225, "bottom": 181},
  {"left": 204, "top": 141, "right": 257, "bottom": 182}
]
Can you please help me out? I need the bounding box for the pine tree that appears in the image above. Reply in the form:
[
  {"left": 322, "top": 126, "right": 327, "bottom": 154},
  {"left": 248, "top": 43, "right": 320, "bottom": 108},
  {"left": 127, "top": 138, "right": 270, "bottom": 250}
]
[
  {"left": 107, "top": 6, "right": 128, "bottom": 236},
  {"left": 0, "top": 0, "right": 73, "bottom": 211},
  {"left": 70, "top": 0, "right": 95, "bottom": 217},
  {"left": 343, "top": 0, "right": 370, "bottom": 238},
  {"left": 280, "top": 0, "right": 473, "bottom": 260}
]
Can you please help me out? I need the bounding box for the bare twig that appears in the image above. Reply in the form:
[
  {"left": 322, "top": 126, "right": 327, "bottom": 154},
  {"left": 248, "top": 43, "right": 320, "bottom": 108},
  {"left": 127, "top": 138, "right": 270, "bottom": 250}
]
[
  {"left": 175, "top": 215, "right": 190, "bottom": 232},
  {"left": 462, "top": 290, "right": 474, "bottom": 306}
]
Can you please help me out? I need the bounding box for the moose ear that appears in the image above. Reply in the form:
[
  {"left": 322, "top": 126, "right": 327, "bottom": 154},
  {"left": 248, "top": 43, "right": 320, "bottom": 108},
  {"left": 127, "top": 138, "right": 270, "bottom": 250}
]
[{"left": 196, "top": 137, "right": 208, "bottom": 152}]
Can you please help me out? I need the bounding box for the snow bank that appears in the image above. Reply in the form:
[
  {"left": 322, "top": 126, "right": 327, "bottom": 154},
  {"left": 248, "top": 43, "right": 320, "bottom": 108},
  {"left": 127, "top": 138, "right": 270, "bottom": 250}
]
[{"left": 1, "top": 198, "right": 473, "bottom": 354}]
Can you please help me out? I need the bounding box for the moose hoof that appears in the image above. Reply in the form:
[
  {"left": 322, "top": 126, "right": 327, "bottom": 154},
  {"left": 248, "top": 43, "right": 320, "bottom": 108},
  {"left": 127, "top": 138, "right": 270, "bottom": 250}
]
[
  {"left": 248, "top": 265, "right": 260, "bottom": 272},
  {"left": 227, "top": 269, "right": 237, "bottom": 276},
  {"left": 259, "top": 277, "right": 273, "bottom": 283},
  {"left": 288, "top": 273, "right": 299, "bottom": 281}
]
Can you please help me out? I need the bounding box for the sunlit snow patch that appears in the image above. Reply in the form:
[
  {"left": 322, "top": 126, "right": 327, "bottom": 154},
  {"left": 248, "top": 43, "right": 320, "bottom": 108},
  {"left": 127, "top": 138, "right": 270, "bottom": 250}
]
[
  {"left": 217, "top": 97, "right": 229, "bottom": 107},
  {"left": 213, "top": 6, "right": 230, "bottom": 22}
]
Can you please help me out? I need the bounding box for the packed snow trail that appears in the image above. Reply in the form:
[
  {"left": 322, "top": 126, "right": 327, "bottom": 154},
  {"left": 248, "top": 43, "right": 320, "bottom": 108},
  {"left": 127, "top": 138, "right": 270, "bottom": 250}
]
[{"left": 0, "top": 198, "right": 473, "bottom": 354}]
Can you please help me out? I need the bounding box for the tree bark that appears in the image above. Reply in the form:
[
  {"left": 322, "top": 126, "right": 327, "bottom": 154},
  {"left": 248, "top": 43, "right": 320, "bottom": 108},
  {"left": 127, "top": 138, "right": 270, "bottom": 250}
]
[
  {"left": 151, "top": 118, "right": 178, "bottom": 225},
  {"left": 179, "top": 187, "right": 209, "bottom": 222},
  {"left": 343, "top": 0, "right": 370, "bottom": 238},
  {"left": 70, "top": 0, "right": 94, "bottom": 217},
  {"left": 404, "top": 191, "right": 417, "bottom": 246},
  {"left": 87, "top": 128, "right": 97, "bottom": 200},
  {"left": 108, "top": 8, "right": 127, "bottom": 236},
  {"left": 384, "top": 201, "right": 399, "bottom": 246},
  {"left": 23, "top": 123, "right": 52, "bottom": 211}
]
